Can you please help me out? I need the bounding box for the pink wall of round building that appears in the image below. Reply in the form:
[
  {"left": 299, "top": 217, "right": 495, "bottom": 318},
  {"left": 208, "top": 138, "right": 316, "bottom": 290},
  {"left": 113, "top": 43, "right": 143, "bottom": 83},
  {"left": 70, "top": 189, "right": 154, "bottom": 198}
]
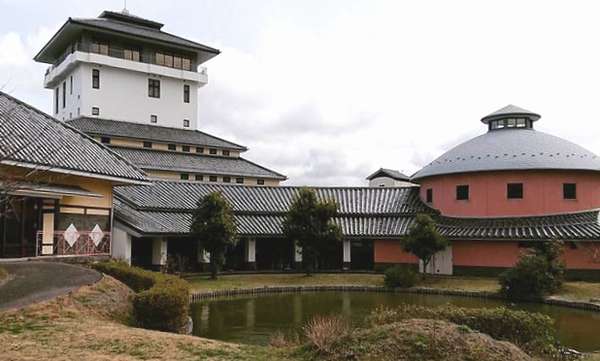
[{"left": 419, "top": 170, "right": 600, "bottom": 217}]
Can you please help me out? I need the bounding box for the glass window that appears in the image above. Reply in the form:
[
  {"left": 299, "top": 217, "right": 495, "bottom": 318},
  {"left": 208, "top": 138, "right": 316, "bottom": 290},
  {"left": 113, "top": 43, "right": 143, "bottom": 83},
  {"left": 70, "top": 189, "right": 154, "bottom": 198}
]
[
  {"left": 236, "top": 177, "right": 244, "bottom": 184},
  {"left": 507, "top": 183, "right": 523, "bottom": 199},
  {"left": 70, "top": 76, "right": 73, "bottom": 95},
  {"left": 257, "top": 179, "right": 265, "bottom": 185},
  {"left": 182, "top": 57, "right": 191, "bottom": 71},
  {"left": 506, "top": 118, "right": 516, "bottom": 127},
  {"left": 222, "top": 150, "right": 230, "bottom": 156},
  {"left": 209, "top": 175, "right": 218, "bottom": 182},
  {"left": 54, "top": 87, "right": 59, "bottom": 113},
  {"left": 173, "top": 56, "right": 182, "bottom": 69},
  {"left": 183, "top": 119, "right": 190, "bottom": 128},
  {"left": 124, "top": 49, "right": 140, "bottom": 61},
  {"left": 563, "top": 183, "right": 576, "bottom": 200},
  {"left": 182, "top": 145, "right": 190, "bottom": 152},
  {"left": 196, "top": 147, "right": 204, "bottom": 154},
  {"left": 168, "top": 144, "right": 176, "bottom": 151},
  {"left": 91, "top": 41, "right": 109, "bottom": 55},
  {"left": 164, "top": 54, "right": 173, "bottom": 67},
  {"left": 180, "top": 173, "right": 189, "bottom": 180},
  {"left": 426, "top": 188, "right": 433, "bottom": 203},
  {"left": 456, "top": 185, "right": 469, "bottom": 200},
  {"left": 92, "top": 107, "right": 100, "bottom": 115},
  {"left": 209, "top": 148, "right": 217, "bottom": 155},
  {"left": 148, "top": 79, "right": 160, "bottom": 98},
  {"left": 223, "top": 176, "right": 231, "bottom": 183},
  {"left": 155, "top": 52, "right": 165, "bottom": 65},
  {"left": 183, "top": 84, "right": 190, "bottom": 103},
  {"left": 100, "top": 137, "right": 110, "bottom": 144},
  {"left": 143, "top": 141, "right": 152, "bottom": 148},
  {"left": 150, "top": 115, "right": 157, "bottom": 123},
  {"left": 195, "top": 175, "right": 204, "bottom": 181},
  {"left": 516, "top": 118, "right": 527, "bottom": 128},
  {"left": 92, "top": 69, "right": 100, "bottom": 89},
  {"left": 62, "top": 82, "right": 66, "bottom": 108}
]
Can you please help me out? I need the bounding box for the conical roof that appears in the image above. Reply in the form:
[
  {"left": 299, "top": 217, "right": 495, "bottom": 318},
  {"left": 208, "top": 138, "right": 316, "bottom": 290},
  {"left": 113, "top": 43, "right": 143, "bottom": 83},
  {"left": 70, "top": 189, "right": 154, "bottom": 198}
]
[{"left": 480, "top": 104, "right": 541, "bottom": 124}]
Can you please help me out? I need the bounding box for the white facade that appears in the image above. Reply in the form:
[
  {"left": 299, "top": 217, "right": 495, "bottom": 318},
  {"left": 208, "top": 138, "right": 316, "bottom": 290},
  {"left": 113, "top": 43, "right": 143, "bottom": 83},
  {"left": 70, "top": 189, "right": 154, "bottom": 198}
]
[
  {"left": 47, "top": 51, "right": 203, "bottom": 129},
  {"left": 368, "top": 177, "right": 416, "bottom": 188}
]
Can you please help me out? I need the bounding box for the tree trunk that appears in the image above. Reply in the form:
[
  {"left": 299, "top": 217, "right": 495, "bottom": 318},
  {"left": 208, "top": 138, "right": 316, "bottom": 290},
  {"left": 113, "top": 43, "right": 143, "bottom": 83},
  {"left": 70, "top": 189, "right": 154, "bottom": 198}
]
[{"left": 210, "top": 252, "right": 219, "bottom": 280}]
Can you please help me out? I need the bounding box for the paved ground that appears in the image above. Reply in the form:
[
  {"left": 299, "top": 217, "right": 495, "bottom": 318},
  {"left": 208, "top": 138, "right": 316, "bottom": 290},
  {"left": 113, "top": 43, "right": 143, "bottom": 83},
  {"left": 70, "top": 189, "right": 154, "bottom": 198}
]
[{"left": 0, "top": 261, "right": 102, "bottom": 311}]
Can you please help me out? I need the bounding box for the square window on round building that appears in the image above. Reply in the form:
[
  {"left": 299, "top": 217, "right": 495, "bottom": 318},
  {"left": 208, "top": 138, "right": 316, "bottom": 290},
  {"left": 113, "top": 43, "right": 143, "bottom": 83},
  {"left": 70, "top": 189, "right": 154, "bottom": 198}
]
[
  {"left": 456, "top": 185, "right": 469, "bottom": 200},
  {"left": 507, "top": 183, "right": 523, "bottom": 199},
  {"left": 563, "top": 183, "right": 577, "bottom": 200}
]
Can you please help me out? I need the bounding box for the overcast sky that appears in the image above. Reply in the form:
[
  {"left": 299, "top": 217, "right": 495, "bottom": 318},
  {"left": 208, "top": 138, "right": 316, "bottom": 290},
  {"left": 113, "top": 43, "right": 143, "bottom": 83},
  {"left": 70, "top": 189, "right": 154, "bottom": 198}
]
[{"left": 2, "top": 0, "right": 600, "bottom": 186}]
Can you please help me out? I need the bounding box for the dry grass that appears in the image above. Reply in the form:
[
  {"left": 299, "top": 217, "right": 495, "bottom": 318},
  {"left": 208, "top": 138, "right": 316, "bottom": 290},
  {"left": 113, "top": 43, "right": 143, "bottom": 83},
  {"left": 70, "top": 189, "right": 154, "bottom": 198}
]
[
  {"left": 553, "top": 282, "right": 600, "bottom": 302},
  {"left": 0, "top": 275, "right": 293, "bottom": 361},
  {"left": 302, "top": 315, "right": 351, "bottom": 355}
]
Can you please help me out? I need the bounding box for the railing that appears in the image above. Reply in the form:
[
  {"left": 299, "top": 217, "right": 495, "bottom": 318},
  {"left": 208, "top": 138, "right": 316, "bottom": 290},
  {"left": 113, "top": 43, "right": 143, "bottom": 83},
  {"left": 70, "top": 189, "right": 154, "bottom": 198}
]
[{"left": 36, "top": 231, "right": 111, "bottom": 257}]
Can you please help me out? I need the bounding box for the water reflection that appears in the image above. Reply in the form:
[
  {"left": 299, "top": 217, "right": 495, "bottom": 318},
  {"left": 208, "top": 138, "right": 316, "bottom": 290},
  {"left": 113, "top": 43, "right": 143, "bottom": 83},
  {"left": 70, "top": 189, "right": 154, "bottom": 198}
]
[{"left": 190, "top": 291, "right": 600, "bottom": 352}]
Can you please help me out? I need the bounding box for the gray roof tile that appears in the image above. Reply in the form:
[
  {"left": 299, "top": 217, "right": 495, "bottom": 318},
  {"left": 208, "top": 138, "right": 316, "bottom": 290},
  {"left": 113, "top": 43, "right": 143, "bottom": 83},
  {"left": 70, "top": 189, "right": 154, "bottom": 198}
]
[
  {"left": 112, "top": 147, "right": 286, "bottom": 180},
  {"left": 0, "top": 92, "right": 147, "bottom": 183},
  {"left": 366, "top": 168, "right": 410, "bottom": 181},
  {"left": 68, "top": 117, "right": 247, "bottom": 150}
]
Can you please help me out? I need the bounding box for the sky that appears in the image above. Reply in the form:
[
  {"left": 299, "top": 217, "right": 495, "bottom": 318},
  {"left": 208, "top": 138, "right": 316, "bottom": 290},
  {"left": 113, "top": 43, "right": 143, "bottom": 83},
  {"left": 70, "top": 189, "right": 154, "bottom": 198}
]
[{"left": 2, "top": 0, "right": 600, "bottom": 186}]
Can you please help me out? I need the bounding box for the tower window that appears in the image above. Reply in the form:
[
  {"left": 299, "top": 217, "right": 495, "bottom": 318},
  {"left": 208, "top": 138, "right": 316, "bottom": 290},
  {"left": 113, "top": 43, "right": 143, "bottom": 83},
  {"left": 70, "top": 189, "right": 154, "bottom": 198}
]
[
  {"left": 143, "top": 141, "right": 152, "bottom": 148},
  {"left": 456, "top": 185, "right": 469, "bottom": 200},
  {"left": 183, "top": 84, "right": 190, "bottom": 103},
  {"left": 62, "top": 81, "right": 66, "bottom": 108},
  {"left": 92, "top": 69, "right": 100, "bottom": 89},
  {"left": 222, "top": 150, "right": 230, "bottom": 156},
  {"left": 182, "top": 145, "right": 190, "bottom": 152},
  {"left": 148, "top": 79, "right": 160, "bottom": 98},
  {"left": 236, "top": 177, "right": 244, "bottom": 184},
  {"left": 183, "top": 119, "right": 190, "bottom": 128},
  {"left": 54, "top": 87, "right": 59, "bottom": 113},
  {"left": 563, "top": 183, "right": 577, "bottom": 200},
  {"left": 100, "top": 137, "right": 110, "bottom": 144},
  {"left": 91, "top": 107, "right": 100, "bottom": 115},
  {"left": 168, "top": 144, "right": 176, "bottom": 151},
  {"left": 150, "top": 114, "right": 157, "bottom": 123},
  {"left": 507, "top": 183, "right": 523, "bottom": 199},
  {"left": 257, "top": 179, "right": 265, "bottom": 185},
  {"left": 180, "top": 173, "right": 189, "bottom": 180},
  {"left": 426, "top": 188, "right": 433, "bottom": 203},
  {"left": 196, "top": 147, "right": 204, "bottom": 154}
]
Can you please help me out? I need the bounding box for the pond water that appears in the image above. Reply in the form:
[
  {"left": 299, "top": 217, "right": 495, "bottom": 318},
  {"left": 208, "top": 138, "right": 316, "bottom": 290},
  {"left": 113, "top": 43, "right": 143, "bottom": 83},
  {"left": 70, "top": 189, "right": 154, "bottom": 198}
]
[{"left": 190, "top": 291, "right": 600, "bottom": 352}]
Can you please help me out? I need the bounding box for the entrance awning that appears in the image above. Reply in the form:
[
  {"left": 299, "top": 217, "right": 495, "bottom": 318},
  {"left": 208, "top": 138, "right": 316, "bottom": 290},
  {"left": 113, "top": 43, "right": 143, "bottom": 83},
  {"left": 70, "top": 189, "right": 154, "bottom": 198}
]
[{"left": 0, "top": 182, "right": 103, "bottom": 199}]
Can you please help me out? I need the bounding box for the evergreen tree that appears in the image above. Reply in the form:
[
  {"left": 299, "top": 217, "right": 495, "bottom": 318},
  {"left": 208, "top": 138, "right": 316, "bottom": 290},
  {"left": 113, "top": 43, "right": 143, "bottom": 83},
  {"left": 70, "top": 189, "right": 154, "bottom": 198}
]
[
  {"left": 190, "top": 192, "right": 237, "bottom": 279},
  {"left": 283, "top": 187, "right": 342, "bottom": 275},
  {"left": 402, "top": 213, "right": 448, "bottom": 278}
]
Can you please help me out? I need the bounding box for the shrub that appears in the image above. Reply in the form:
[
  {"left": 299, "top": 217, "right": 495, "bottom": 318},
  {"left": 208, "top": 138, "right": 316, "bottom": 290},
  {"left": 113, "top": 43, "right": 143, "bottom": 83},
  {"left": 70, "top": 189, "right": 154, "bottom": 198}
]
[
  {"left": 92, "top": 261, "right": 190, "bottom": 332},
  {"left": 384, "top": 265, "right": 418, "bottom": 288},
  {"left": 0, "top": 266, "right": 7, "bottom": 281},
  {"left": 367, "top": 304, "right": 558, "bottom": 356},
  {"left": 499, "top": 240, "right": 565, "bottom": 301},
  {"left": 303, "top": 315, "right": 351, "bottom": 355}
]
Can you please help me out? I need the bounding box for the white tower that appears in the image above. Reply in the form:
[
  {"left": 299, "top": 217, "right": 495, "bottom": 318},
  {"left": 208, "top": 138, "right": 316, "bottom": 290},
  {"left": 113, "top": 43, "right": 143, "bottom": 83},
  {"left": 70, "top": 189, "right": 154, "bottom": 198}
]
[{"left": 34, "top": 10, "right": 220, "bottom": 130}]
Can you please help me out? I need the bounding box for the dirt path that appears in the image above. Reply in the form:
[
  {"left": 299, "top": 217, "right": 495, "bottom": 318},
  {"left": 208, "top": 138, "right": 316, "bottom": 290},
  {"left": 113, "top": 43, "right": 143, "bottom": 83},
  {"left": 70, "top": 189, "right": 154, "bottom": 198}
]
[{"left": 0, "top": 261, "right": 101, "bottom": 311}]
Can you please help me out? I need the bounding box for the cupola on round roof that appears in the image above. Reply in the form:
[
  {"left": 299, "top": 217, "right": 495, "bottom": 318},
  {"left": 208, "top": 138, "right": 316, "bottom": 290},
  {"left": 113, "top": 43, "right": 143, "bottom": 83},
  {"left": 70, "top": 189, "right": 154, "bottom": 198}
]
[{"left": 411, "top": 105, "right": 600, "bottom": 181}]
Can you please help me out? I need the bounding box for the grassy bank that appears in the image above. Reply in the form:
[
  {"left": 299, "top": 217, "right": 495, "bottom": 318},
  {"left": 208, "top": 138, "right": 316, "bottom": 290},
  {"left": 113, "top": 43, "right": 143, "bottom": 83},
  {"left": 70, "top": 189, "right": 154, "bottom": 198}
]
[
  {"left": 0, "top": 275, "right": 294, "bottom": 361},
  {"left": 187, "top": 273, "right": 600, "bottom": 303}
]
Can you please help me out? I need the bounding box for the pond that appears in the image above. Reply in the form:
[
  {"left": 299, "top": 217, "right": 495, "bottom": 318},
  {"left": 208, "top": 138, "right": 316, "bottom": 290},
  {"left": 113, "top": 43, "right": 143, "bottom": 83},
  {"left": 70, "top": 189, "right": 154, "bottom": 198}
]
[{"left": 190, "top": 291, "right": 600, "bottom": 352}]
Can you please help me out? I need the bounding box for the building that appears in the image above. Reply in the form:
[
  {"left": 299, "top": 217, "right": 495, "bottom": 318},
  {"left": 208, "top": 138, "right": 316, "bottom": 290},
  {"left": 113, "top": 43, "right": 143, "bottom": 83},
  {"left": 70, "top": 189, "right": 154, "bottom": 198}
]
[
  {"left": 366, "top": 168, "right": 415, "bottom": 187},
  {"left": 113, "top": 105, "right": 600, "bottom": 280},
  {"left": 0, "top": 91, "right": 147, "bottom": 259},
  {"left": 34, "top": 10, "right": 286, "bottom": 186}
]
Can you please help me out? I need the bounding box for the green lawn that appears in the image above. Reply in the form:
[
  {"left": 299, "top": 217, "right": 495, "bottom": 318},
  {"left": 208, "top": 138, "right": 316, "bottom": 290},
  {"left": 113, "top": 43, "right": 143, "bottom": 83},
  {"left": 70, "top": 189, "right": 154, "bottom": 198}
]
[{"left": 186, "top": 273, "right": 600, "bottom": 304}]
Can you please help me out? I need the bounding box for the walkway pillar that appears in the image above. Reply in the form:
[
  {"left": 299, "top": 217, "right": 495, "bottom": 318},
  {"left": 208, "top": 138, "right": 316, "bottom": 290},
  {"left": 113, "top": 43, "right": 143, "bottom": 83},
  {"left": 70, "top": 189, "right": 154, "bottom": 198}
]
[
  {"left": 152, "top": 238, "right": 167, "bottom": 268},
  {"left": 244, "top": 238, "right": 257, "bottom": 270},
  {"left": 342, "top": 239, "right": 351, "bottom": 270},
  {"left": 294, "top": 241, "right": 303, "bottom": 270}
]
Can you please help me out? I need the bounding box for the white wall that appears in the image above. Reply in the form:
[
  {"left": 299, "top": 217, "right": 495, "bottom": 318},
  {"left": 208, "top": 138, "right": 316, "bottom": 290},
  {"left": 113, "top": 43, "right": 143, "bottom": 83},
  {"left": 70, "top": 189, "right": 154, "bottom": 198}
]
[
  {"left": 111, "top": 223, "right": 132, "bottom": 264},
  {"left": 369, "top": 177, "right": 417, "bottom": 188},
  {"left": 53, "top": 61, "right": 199, "bottom": 129}
]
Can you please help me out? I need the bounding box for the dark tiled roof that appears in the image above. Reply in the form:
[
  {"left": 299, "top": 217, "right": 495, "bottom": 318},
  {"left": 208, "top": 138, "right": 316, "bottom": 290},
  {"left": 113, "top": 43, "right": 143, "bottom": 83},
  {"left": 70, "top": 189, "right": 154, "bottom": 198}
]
[
  {"left": 411, "top": 129, "right": 600, "bottom": 180},
  {"left": 437, "top": 211, "right": 600, "bottom": 240},
  {"left": 112, "top": 147, "right": 286, "bottom": 180},
  {"left": 0, "top": 92, "right": 147, "bottom": 183},
  {"left": 114, "top": 180, "right": 600, "bottom": 240},
  {"left": 67, "top": 117, "right": 246, "bottom": 150},
  {"left": 115, "top": 181, "right": 427, "bottom": 214},
  {"left": 366, "top": 168, "right": 410, "bottom": 181}
]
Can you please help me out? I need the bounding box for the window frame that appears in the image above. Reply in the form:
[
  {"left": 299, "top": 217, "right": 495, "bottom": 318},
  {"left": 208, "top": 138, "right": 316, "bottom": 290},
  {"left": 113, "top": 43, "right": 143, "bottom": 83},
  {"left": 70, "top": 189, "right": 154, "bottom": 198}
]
[
  {"left": 235, "top": 177, "right": 244, "bottom": 184},
  {"left": 148, "top": 79, "right": 161, "bottom": 98},
  {"left": 507, "top": 183, "right": 524, "bottom": 199},
  {"left": 100, "top": 137, "right": 110, "bottom": 144},
  {"left": 167, "top": 144, "right": 177, "bottom": 151},
  {"left": 54, "top": 87, "right": 59, "bottom": 113},
  {"left": 91, "top": 107, "right": 100, "bottom": 116},
  {"left": 182, "top": 145, "right": 190, "bottom": 152},
  {"left": 223, "top": 176, "right": 231, "bottom": 183},
  {"left": 426, "top": 188, "right": 433, "bottom": 203},
  {"left": 222, "top": 150, "right": 230, "bottom": 156},
  {"left": 209, "top": 175, "right": 218, "bottom": 182},
  {"left": 183, "top": 119, "right": 190, "bottom": 128},
  {"left": 92, "top": 69, "right": 100, "bottom": 89},
  {"left": 150, "top": 114, "right": 157, "bottom": 123},
  {"left": 143, "top": 141, "right": 152, "bottom": 148},
  {"left": 456, "top": 185, "right": 469, "bottom": 201},
  {"left": 195, "top": 175, "right": 204, "bottom": 181},
  {"left": 209, "top": 148, "right": 217, "bottom": 155},
  {"left": 62, "top": 81, "right": 66, "bottom": 108},
  {"left": 196, "top": 147, "right": 204, "bottom": 154},
  {"left": 183, "top": 84, "right": 190, "bottom": 103},
  {"left": 563, "top": 183, "right": 577, "bottom": 200},
  {"left": 180, "top": 173, "right": 189, "bottom": 180},
  {"left": 257, "top": 179, "right": 265, "bottom": 185}
]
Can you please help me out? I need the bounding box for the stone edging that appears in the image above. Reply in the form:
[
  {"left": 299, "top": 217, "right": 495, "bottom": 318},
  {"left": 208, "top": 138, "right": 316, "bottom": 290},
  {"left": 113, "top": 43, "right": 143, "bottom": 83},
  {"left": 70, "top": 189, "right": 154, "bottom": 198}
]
[{"left": 189, "top": 285, "right": 600, "bottom": 312}]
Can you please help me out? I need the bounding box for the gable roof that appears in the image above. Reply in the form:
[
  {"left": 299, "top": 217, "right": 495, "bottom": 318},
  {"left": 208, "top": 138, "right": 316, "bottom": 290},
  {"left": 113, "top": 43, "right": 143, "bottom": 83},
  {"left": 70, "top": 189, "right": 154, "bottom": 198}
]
[
  {"left": 0, "top": 91, "right": 148, "bottom": 184},
  {"left": 112, "top": 147, "right": 287, "bottom": 180},
  {"left": 366, "top": 168, "right": 410, "bottom": 181},
  {"left": 67, "top": 117, "right": 247, "bottom": 151}
]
